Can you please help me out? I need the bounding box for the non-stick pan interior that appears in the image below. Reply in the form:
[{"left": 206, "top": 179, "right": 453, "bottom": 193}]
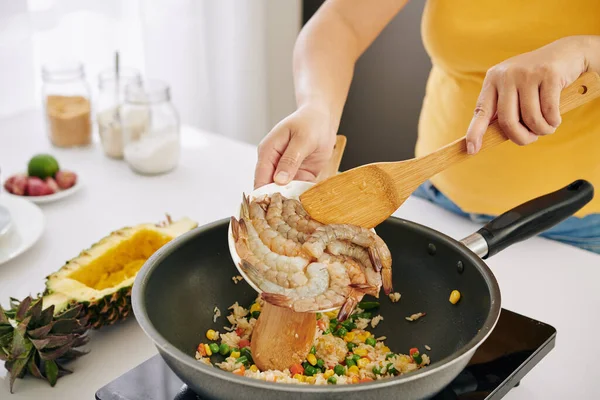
[{"left": 142, "top": 217, "right": 494, "bottom": 372}]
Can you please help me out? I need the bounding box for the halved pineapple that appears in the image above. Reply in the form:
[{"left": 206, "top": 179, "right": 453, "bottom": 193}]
[{"left": 42, "top": 216, "right": 197, "bottom": 329}]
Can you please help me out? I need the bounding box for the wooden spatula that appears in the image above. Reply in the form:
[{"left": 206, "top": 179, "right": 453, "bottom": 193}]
[
  {"left": 299, "top": 71, "right": 600, "bottom": 229},
  {"left": 251, "top": 135, "right": 347, "bottom": 372}
]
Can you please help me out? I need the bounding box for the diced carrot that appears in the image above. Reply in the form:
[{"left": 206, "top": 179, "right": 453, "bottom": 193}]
[
  {"left": 239, "top": 339, "right": 251, "bottom": 349},
  {"left": 233, "top": 365, "right": 246, "bottom": 376},
  {"left": 290, "top": 363, "right": 304, "bottom": 376},
  {"left": 197, "top": 343, "right": 207, "bottom": 356},
  {"left": 236, "top": 327, "right": 244, "bottom": 336},
  {"left": 409, "top": 347, "right": 419, "bottom": 357},
  {"left": 359, "top": 378, "right": 374, "bottom": 383},
  {"left": 317, "top": 320, "right": 327, "bottom": 331}
]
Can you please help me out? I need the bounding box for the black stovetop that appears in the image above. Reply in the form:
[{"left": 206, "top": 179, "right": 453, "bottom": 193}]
[{"left": 96, "top": 309, "right": 556, "bottom": 400}]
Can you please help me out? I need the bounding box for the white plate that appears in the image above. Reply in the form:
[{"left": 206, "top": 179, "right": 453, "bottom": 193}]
[
  {"left": 227, "top": 180, "right": 376, "bottom": 312},
  {"left": 0, "top": 195, "right": 45, "bottom": 265},
  {"left": 3, "top": 172, "right": 82, "bottom": 204}
]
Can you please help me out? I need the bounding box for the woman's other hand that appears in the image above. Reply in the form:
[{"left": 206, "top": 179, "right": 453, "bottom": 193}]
[
  {"left": 466, "top": 35, "right": 600, "bottom": 154},
  {"left": 254, "top": 105, "right": 336, "bottom": 189}
]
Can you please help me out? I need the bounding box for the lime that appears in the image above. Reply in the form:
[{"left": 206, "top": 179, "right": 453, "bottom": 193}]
[{"left": 27, "top": 154, "right": 60, "bottom": 179}]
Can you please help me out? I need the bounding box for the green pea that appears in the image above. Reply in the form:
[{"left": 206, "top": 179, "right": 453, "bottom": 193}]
[
  {"left": 365, "top": 337, "right": 377, "bottom": 347},
  {"left": 347, "top": 342, "right": 357, "bottom": 352},
  {"left": 341, "top": 320, "right": 357, "bottom": 331},
  {"left": 310, "top": 346, "right": 316, "bottom": 354},
  {"left": 327, "top": 376, "right": 337, "bottom": 384},
  {"left": 251, "top": 311, "right": 261, "bottom": 319},
  {"left": 358, "top": 301, "right": 380, "bottom": 310},
  {"left": 334, "top": 364, "right": 346, "bottom": 376},
  {"left": 336, "top": 327, "right": 348, "bottom": 338},
  {"left": 241, "top": 347, "right": 253, "bottom": 363},
  {"left": 304, "top": 365, "right": 318, "bottom": 376},
  {"left": 209, "top": 343, "right": 220, "bottom": 354},
  {"left": 352, "top": 354, "right": 361, "bottom": 363},
  {"left": 303, "top": 361, "right": 311, "bottom": 370},
  {"left": 386, "top": 363, "right": 397, "bottom": 375},
  {"left": 316, "top": 312, "right": 322, "bottom": 320},
  {"left": 323, "top": 329, "right": 331, "bottom": 335},
  {"left": 236, "top": 355, "right": 248, "bottom": 365},
  {"left": 412, "top": 353, "right": 423, "bottom": 364},
  {"left": 317, "top": 359, "right": 325, "bottom": 369},
  {"left": 330, "top": 318, "right": 338, "bottom": 326},
  {"left": 219, "top": 343, "right": 230, "bottom": 356},
  {"left": 385, "top": 353, "right": 395, "bottom": 360},
  {"left": 345, "top": 358, "right": 356, "bottom": 368},
  {"left": 372, "top": 366, "right": 381, "bottom": 375}
]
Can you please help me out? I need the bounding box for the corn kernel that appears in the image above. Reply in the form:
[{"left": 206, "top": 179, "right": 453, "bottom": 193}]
[
  {"left": 323, "top": 369, "right": 334, "bottom": 379},
  {"left": 305, "top": 376, "right": 316, "bottom": 384},
  {"left": 250, "top": 365, "right": 258, "bottom": 372},
  {"left": 357, "top": 332, "right": 371, "bottom": 343},
  {"left": 347, "top": 365, "right": 359, "bottom": 375},
  {"left": 250, "top": 303, "right": 261, "bottom": 313},
  {"left": 353, "top": 348, "right": 368, "bottom": 357},
  {"left": 357, "top": 358, "right": 369, "bottom": 368},
  {"left": 204, "top": 344, "right": 212, "bottom": 356},
  {"left": 344, "top": 332, "right": 356, "bottom": 342},
  {"left": 351, "top": 376, "right": 360, "bottom": 384},
  {"left": 307, "top": 354, "right": 317, "bottom": 366},
  {"left": 231, "top": 351, "right": 241, "bottom": 359},
  {"left": 293, "top": 374, "right": 305, "bottom": 382},
  {"left": 449, "top": 290, "right": 461, "bottom": 304},
  {"left": 206, "top": 329, "right": 217, "bottom": 341},
  {"left": 325, "top": 309, "right": 339, "bottom": 319},
  {"left": 381, "top": 346, "right": 391, "bottom": 353}
]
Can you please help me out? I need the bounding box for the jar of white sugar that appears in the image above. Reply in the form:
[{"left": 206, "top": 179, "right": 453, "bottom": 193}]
[{"left": 121, "top": 80, "right": 180, "bottom": 175}]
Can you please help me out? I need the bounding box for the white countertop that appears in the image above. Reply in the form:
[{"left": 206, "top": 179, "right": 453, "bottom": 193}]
[{"left": 0, "top": 110, "right": 598, "bottom": 400}]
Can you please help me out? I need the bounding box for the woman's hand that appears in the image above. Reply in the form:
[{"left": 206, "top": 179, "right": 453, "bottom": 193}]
[
  {"left": 466, "top": 35, "right": 600, "bottom": 154},
  {"left": 253, "top": 105, "right": 337, "bottom": 189}
]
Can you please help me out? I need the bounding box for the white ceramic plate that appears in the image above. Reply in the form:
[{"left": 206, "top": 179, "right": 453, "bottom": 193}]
[
  {"left": 0, "top": 195, "right": 45, "bottom": 265},
  {"left": 3, "top": 172, "right": 82, "bottom": 204},
  {"left": 227, "top": 180, "right": 376, "bottom": 312}
]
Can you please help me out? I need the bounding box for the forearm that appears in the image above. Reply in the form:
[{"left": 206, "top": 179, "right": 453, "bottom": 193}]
[
  {"left": 580, "top": 35, "right": 600, "bottom": 74},
  {"left": 292, "top": 0, "right": 408, "bottom": 134}
]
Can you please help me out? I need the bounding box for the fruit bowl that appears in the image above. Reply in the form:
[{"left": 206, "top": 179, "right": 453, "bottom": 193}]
[{"left": 3, "top": 170, "right": 82, "bottom": 204}]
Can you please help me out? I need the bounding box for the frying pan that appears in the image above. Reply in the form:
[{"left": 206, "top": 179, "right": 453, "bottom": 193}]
[{"left": 132, "top": 179, "right": 593, "bottom": 400}]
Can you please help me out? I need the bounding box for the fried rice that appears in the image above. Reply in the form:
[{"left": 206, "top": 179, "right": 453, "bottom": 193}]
[{"left": 195, "top": 296, "right": 430, "bottom": 385}]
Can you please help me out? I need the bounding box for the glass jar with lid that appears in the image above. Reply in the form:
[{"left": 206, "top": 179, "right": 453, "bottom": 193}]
[
  {"left": 41, "top": 62, "right": 92, "bottom": 148},
  {"left": 121, "top": 79, "right": 180, "bottom": 175},
  {"left": 96, "top": 67, "right": 143, "bottom": 159}
]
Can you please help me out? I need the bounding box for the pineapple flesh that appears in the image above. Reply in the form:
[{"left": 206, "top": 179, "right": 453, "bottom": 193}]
[{"left": 42, "top": 217, "right": 197, "bottom": 329}]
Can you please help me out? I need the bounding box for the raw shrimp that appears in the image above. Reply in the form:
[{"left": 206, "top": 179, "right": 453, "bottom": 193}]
[
  {"left": 304, "top": 224, "right": 394, "bottom": 294},
  {"left": 258, "top": 259, "right": 357, "bottom": 314},
  {"left": 266, "top": 193, "right": 306, "bottom": 243},
  {"left": 282, "top": 198, "right": 323, "bottom": 240},
  {"left": 241, "top": 194, "right": 305, "bottom": 257},
  {"left": 231, "top": 217, "right": 310, "bottom": 288},
  {"left": 327, "top": 241, "right": 383, "bottom": 297},
  {"left": 240, "top": 259, "right": 330, "bottom": 300}
]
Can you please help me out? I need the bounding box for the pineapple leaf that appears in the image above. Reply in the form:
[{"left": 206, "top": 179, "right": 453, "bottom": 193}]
[
  {"left": 28, "top": 298, "right": 44, "bottom": 327},
  {"left": 8, "top": 353, "right": 32, "bottom": 393},
  {"left": 0, "top": 304, "right": 9, "bottom": 324},
  {"left": 27, "top": 323, "right": 53, "bottom": 340},
  {"left": 11, "top": 316, "right": 32, "bottom": 359},
  {"left": 57, "top": 363, "right": 73, "bottom": 378},
  {"left": 15, "top": 296, "right": 32, "bottom": 322},
  {"left": 55, "top": 304, "right": 82, "bottom": 321},
  {"left": 44, "top": 360, "right": 59, "bottom": 387},
  {"left": 9, "top": 297, "right": 20, "bottom": 310},
  {"left": 40, "top": 304, "right": 55, "bottom": 326},
  {"left": 0, "top": 330, "right": 14, "bottom": 350},
  {"left": 31, "top": 334, "right": 75, "bottom": 351},
  {"left": 27, "top": 356, "right": 44, "bottom": 379},
  {"left": 60, "top": 348, "right": 89, "bottom": 361},
  {"left": 71, "top": 334, "right": 90, "bottom": 348},
  {"left": 39, "top": 342, "right": 73, "bottom": 361}
]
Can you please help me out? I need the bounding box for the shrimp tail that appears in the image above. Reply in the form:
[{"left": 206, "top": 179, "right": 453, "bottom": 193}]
[
  {"left": 337, "top": 289, "right": 362, "bottom": 322},
  {"left": 231, "top": 216, "right": 241, "bottom": 241},
  {"left": 260, "top": 292, "right": 293, "bottom": 309},
  {"left": 241, "top": 193, "right": 251, "bottom": 219},
  {"left": 382, "top": 267, "right": 393, "bottom": 295},
  {"left": 350, "top": 283, "right": 380, "bottom": 298},
  {"left": 368, "top": 247, "right": 383, "bottom": 272}
]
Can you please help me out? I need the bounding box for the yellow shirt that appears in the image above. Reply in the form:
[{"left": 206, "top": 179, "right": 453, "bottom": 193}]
[{"left": 417, "top": 0, "right": 600, "bottom": 217}]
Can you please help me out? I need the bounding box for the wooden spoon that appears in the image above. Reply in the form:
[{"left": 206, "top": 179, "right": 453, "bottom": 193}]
[
  {"left": 251, "top": 135, "right": 347, "bottom": 372},
  {"left": 299, "top": 71, "right": 600, "bottom": 229}
]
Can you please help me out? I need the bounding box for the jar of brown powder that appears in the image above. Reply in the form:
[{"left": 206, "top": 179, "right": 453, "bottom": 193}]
[{"left": 41, "top": 62, "right": 92, "bottom": 148}]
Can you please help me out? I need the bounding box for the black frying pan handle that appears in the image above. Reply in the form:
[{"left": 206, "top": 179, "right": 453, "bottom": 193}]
[{"left": 475, "top": 180, "right": 594, "bottom": 259}]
